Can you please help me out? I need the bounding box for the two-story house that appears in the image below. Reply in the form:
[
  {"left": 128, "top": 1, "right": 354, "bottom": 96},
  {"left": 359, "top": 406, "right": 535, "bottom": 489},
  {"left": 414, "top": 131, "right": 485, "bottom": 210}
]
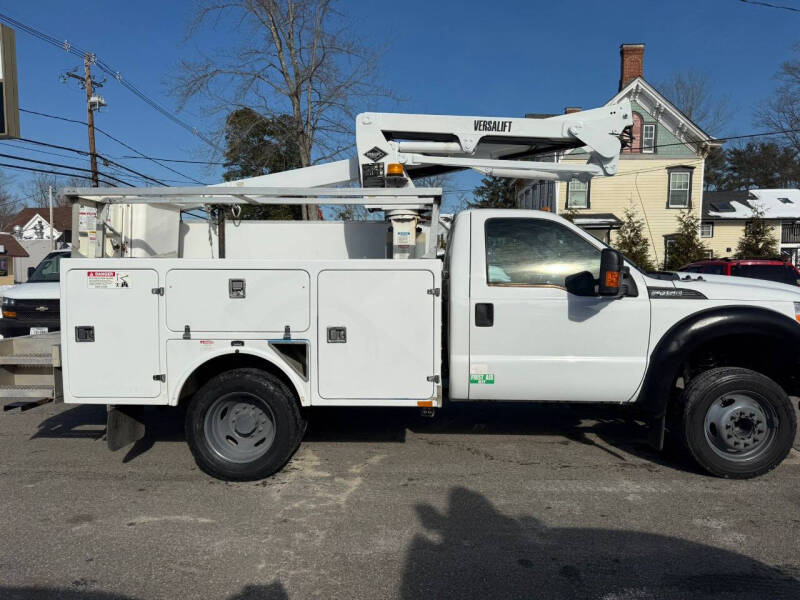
[{"left": 516, "top": 44, "right": 721, "bottom": 268}]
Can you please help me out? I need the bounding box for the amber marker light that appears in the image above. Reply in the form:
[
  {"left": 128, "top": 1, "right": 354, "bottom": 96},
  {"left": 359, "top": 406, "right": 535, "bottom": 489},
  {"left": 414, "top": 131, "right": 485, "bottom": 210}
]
[
  {"left": 605, "top": 271, "right": 620, "bottom": 288},
  {"left": 386, "top": 163, "right": 404, "bottom": 176}
]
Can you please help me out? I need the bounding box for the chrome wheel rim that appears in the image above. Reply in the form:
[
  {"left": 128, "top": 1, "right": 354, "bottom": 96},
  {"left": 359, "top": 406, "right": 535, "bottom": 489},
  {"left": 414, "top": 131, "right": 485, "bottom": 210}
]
[
  {"left": 204, "top": 392, "right": 276, "bottom": 463},
  {"left": 703, "top": 391, "right": 777, "bottom": 462}
]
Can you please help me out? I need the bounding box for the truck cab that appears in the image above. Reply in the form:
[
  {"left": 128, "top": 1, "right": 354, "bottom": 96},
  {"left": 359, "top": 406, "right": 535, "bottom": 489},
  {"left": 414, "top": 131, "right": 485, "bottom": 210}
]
[
  {"left": 446, "top": 209, "right": 650, "bottom": 403},
  {"left": 0, "top": 249, "right": 69, "bottom": 338}
]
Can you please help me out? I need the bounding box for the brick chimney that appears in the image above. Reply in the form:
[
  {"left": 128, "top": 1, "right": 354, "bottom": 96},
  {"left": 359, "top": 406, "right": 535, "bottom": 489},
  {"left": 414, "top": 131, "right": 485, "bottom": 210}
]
[
  {"left": 564, "top": 107, "right": 582, "bottom": 114},
  {"left": 619, "top": 43, "right": 645, "bottom": 91}
]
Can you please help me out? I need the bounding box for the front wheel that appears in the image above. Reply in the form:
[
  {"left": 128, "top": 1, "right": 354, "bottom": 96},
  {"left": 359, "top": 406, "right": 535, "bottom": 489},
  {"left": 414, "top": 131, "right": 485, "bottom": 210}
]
[
  {"left": 185, "top": 368, "right": 305, "bottom": 481},
  {"left": 678, "top": 367, "right": 796, "bottom": 479}
]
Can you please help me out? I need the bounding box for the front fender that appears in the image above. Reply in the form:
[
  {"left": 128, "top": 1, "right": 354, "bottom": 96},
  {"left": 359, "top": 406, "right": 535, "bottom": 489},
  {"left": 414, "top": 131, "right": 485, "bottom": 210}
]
[{"left": 635, "top": 305, "right": 800, "bottom": 416}]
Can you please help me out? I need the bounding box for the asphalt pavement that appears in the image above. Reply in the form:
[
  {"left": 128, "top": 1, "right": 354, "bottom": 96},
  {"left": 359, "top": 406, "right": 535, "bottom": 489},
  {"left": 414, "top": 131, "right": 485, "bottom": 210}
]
[{"left": 1, "top": 400, "right": 799, "bottom": 599}]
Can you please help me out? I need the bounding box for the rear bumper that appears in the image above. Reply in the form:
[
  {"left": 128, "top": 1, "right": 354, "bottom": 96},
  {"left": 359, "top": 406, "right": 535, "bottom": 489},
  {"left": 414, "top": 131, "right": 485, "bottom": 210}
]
[{"left": 0, "top": 318, "right": 60, "bottom": 337}]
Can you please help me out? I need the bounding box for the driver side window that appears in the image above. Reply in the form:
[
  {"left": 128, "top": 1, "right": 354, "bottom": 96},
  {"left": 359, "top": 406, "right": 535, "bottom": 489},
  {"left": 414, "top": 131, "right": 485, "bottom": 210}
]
[{"left": 485, "top": 218, "right": 600, "bottom": 287}]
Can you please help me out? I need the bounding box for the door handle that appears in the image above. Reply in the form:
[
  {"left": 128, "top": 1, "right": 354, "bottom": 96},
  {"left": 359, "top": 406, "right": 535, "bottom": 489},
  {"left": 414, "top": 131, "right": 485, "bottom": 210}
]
[{"left": 475, "top": 303, "right": 494, "bottom": 327}]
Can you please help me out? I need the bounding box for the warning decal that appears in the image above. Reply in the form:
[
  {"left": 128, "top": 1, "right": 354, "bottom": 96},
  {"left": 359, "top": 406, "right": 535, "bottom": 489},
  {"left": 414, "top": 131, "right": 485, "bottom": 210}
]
[{"left": 87, "top": 271, "right": 130, "bottom": 289}]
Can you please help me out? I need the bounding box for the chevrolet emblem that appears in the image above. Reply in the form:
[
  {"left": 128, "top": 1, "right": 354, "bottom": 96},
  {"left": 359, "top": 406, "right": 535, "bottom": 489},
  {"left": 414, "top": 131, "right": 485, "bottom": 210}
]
[{"left": 35, "top": 306, "right": 48, "bottom": 312}]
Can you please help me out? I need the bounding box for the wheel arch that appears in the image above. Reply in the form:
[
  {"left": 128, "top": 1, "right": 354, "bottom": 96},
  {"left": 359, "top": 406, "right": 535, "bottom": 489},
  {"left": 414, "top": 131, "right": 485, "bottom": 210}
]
[
  {"left": 172, "top": 349, "right": 307, "bottom": 408},
  {"left": 635, "top": 305, "right": 800, "bottom": 418}
]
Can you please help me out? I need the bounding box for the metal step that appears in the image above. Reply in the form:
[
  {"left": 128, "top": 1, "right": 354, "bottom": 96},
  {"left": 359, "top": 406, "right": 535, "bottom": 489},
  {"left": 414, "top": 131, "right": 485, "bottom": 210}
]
[
  {"left": 0, "top": 353, "right": 53, "bottom": 366},
  {"left": 0, "top": 384, "right": 54, "bottom": 399}
]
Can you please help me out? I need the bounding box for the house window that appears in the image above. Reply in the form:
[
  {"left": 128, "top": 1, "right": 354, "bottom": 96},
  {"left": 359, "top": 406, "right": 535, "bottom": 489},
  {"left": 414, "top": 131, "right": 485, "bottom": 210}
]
[
  {"left": 566, "top": 179, "right": 589, "bottom": 209},
  {"left": 0, "top": 258, "right": 6, "bottom": 277},
  {"left": 700, "top": 222, "right": 714, "bottom": 238},
  {"left": 642, "top": 124, "right": 655, "bottom": 153},
  {"left": 667, "top": 169, "right": 692, "bottom": 208}
]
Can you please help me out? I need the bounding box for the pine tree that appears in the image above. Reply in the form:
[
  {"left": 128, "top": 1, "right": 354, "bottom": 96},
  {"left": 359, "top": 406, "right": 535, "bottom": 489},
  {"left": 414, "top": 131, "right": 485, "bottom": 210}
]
[
  {"left": 734, "top": 204, "right": 779, "bottom": 259},
  {"left": 468, "top": 176, "right": 516, "bottom": 208},
  {"left": 614, "top": 205, "right": 654, "bottom": 271},
  {"left": 664, "top": 210, "right": 710, "bottom": 270}
]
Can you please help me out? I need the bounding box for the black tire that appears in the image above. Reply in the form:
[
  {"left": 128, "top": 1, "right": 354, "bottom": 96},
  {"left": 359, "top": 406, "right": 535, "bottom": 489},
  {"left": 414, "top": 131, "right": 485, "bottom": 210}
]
[
  {"left": 185, "top": 368, "right": 305, "bottom": 481},
  {"left": 677, "top": 367, "right": 796, "bottom": 479}
]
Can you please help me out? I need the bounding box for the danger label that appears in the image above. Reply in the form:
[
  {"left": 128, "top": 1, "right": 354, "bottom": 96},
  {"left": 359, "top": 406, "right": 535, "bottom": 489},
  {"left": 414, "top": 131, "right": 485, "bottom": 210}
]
[{"left": 87, "top": 271, "right": 130, "bottom": 289}]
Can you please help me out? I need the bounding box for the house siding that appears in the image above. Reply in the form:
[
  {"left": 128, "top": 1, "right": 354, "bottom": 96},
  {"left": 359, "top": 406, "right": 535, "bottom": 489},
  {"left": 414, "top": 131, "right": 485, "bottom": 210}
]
[
  {"left": 703, "top": 220, "right": 780, "bottom": 259},
  {"left": 559, "top": 157, "right": 704, "bottom": 268}
]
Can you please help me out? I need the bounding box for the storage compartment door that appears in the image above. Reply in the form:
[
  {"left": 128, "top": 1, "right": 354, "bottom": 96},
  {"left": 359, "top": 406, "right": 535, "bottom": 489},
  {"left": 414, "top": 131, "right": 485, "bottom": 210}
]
[
  {"left": 64, "top": 269, "right": 161, "bottom": 398},
  {"left": 165, "top": 269, "right": 309, "bottom": 334},
  {"left": 318, "top": 270, "right": 435, "bottom": 399}
]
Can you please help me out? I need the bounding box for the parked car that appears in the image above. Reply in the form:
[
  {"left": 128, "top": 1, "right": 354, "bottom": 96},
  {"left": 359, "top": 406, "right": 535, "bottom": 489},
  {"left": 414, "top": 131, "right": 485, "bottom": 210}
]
[
  {"left": 681, "top": 258, "right": 800, "bottom": 287},
  {"left": 0, "top": 249, "right": 69, "bottom": 337}
]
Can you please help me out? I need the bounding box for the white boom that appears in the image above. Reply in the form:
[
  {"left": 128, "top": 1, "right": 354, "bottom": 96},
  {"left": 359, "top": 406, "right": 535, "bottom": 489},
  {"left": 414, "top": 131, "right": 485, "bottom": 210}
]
[{"left": 215, "top": 100, "right": 634, "bottom": 192}]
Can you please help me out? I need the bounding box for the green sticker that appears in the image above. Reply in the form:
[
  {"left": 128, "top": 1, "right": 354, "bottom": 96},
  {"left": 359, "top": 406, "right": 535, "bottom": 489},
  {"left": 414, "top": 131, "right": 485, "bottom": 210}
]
[{"left": 470, "top": 373, "right": 495, "bottom": 384}]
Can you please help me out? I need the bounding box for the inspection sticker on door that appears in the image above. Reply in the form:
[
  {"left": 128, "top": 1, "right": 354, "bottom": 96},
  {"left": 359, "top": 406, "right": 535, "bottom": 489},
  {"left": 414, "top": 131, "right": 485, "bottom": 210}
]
[
  {"left": 469, "top": 364, "right": 495, "bottom": 384},
  {"left": 87, "top": 271, "right": 130, "bottom": 289}
]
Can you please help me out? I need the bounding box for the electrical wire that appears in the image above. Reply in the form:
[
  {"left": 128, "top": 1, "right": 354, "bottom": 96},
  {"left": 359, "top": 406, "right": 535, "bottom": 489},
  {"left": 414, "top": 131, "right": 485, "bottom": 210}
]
[
  {"left": 0, "top": 11, "right": 219, "bottom": 151},
  {"left": 738, "top": 0, "right": 800, "bottom": 13},
  {"left": 0, "top": 151, "right": 133, "bottom": 186},
  {"left": 18, "top": 109, "right": 206, "bottom": 184},
  {"left": 0, "top": 162, "right": 118, "bottom": 186}
]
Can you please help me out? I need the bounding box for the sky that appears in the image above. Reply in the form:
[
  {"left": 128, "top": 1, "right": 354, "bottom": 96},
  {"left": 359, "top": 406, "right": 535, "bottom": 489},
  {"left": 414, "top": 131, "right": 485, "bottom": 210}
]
[{"left": 2, "top": 0, "right": 800, "bottom": 210}]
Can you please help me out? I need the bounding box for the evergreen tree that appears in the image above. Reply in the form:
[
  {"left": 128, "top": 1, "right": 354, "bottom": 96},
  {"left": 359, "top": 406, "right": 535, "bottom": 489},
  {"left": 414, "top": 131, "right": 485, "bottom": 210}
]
[
  {"left": 468, "top": 176, "right": 516, "bottom": 208},
  {"left": 664, "top": 210, "right": 710, "bottom": 270},
  {"left": 222, "top": 108, "right": 302, "bottom": 220},
  {"left": 614, "top": 205, "right": 654, "bottom": 271},
  {"left": 734, "top": 205, "right": 779, "bottom": 259}
]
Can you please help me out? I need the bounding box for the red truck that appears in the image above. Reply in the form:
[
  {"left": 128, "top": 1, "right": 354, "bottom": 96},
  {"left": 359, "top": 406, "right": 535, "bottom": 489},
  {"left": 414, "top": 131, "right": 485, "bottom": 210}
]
[{"left": 681, "top": 258, "right": 800, "bottom": 286}]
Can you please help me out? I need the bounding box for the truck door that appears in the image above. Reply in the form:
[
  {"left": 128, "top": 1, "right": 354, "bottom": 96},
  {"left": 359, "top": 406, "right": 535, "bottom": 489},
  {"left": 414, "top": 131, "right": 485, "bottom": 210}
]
[
  {"left": 468, "top": 214, "right": 650, "bottom": 402},
  {"left": 63, "top": 268, "right": 162, "bottom": 400}
]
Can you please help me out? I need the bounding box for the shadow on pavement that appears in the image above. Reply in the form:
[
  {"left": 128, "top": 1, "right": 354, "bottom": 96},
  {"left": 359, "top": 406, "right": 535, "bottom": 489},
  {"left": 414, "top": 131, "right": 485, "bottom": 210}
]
[
  {"left": 31, "top": 402, "right": 696, "bottom": 472},
  {"left": 30, "top": 404, "right": 107, "bottom": 440},
  {"left": 401, "top": 486, "right": 800, "bottom": 599},
  {"left": 0, "top": 581, "right": 289, "bottom": 600}
]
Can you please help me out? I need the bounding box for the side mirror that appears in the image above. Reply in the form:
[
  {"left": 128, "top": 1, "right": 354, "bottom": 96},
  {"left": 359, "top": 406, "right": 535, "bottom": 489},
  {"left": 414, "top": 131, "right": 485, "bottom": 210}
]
[
  {"left": 565, "top": 271, "right": 596, "bottom": 296},
  {"left": 599, "top": 248, "right": 623, "bottom": 296},
  {"left": 27, "top": 266, "right": 35, "bottom": 278}
]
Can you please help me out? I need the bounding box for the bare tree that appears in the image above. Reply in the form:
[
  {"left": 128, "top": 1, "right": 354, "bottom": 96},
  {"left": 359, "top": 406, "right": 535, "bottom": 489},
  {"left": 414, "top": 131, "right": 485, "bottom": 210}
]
[
  {"left": 658, "top": 70, "right": 731, "bottom": 136},
  {"left": 0, "top": 172, "right": 20, "bottom": 232},
  {"left": 23, "top": 173, "right": 83, "bottom": 208},
  {"left": 176, "top": 0, "right": 395, "bottom": 220},
  {"left": 757, "top": 45, "right": 800, "bottom": 155}
]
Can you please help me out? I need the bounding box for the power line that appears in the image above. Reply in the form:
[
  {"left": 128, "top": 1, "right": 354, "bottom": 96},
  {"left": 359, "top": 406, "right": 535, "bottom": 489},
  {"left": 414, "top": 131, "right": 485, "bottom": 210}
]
[
  {"left": 0, "top": 151, "right": 133, "bottom": 186},
  {"left": 8, "top": 135, "right": 168, "bottom": 186},
  {"left": 119, "top": 155, "right": 227, "bottom": 166},
  {"left": 0, "top": 11, "right": 220, "bottom": 151},
  {"left": 19, "top": 108, "right": 206, "bottom": 184},
  {"left": 739, "top": 0, "right": 800, "bottom": 13},
  {"left": 0, "top": 162, "right": 118, "bottom": 186}
]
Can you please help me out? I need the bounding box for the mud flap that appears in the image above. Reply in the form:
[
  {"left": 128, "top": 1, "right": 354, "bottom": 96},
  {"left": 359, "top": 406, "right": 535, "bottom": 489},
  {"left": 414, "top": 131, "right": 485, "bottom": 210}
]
[
  {"left": 647, "top": 413, "right": 666, "bottom": 451},
  {"left": 106, "top": 405, "right": 145, "bottom": 451}
]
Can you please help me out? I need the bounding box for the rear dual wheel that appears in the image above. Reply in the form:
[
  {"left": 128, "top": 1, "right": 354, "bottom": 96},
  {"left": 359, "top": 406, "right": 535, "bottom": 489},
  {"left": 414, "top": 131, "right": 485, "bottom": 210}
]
[
  {"left": 186, "top": 368, "right": 305, "bottom": 481},
  {"left": 677, "top": 367, "right": 796, "bottom": 479}
]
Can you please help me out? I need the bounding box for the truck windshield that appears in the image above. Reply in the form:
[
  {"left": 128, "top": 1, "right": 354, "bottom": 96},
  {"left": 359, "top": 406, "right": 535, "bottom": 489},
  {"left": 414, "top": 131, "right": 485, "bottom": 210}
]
[{"left": 28, "top": 252, "right": 65, "bottom": 283}]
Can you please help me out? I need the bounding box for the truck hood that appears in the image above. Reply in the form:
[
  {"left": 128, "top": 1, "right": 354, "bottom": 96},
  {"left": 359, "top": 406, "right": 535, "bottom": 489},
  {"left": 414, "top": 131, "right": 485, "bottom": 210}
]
[
  {"left": 664, "top": 272, "right": 800, "bottom": 302},
  {"left": 1, "top": 281, "right": 60, "bottom": 300}
]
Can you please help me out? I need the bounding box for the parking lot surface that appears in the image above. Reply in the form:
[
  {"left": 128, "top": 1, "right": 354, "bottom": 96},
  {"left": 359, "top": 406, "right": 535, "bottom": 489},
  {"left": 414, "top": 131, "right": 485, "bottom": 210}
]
[{"left": 1, "top": 401, "right": 799, "bottom": 599}]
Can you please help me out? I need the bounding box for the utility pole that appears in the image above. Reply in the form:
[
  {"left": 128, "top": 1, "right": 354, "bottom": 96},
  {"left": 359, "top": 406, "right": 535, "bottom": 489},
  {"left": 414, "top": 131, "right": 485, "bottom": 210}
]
[
  {"left": 84, "top": 53, "right": 99, "bottom": 187},
  {"left": 48, "top": 185, "right": 54, "bottom": 250},
  {"left": 62, "top": 54, "right": 105, "bottom": 187}
]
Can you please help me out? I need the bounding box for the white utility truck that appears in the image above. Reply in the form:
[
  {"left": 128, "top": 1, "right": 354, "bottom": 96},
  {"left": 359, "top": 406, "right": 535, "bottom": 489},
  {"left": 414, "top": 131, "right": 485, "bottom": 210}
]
[{"left": 53, "top": 100, "right": 798, "bottom": 480}]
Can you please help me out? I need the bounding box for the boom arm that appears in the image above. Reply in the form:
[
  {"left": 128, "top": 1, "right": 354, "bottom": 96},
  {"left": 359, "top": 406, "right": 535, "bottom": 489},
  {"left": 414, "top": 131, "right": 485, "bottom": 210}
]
[{"left": 216, "top": 100, "right": 633, "bottom": 192}]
